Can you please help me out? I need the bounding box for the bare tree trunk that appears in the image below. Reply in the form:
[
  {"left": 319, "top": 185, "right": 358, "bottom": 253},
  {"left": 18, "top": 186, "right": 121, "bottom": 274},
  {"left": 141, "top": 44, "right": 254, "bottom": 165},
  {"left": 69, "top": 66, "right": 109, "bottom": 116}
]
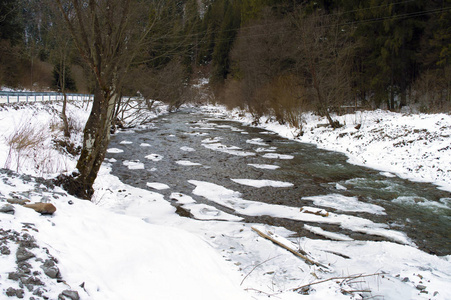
[
  {"left": 59, "top": 84, "right": 118, "bottom": 199},
  {"left": 61, "top": 93, "right": 70, "bottom": 137},
  {"left": 60, "top": 51, "right": 70, "bottom": 137},
  {"left": 309, "top": 63, "right": 340, "bottom": 129}
]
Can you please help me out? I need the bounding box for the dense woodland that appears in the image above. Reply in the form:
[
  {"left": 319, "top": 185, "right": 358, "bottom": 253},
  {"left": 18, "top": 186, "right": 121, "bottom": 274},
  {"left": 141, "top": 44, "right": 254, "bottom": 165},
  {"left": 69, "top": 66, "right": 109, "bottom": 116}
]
[{"left": 1, "top": 0, "right": 450, "bottom": 120}]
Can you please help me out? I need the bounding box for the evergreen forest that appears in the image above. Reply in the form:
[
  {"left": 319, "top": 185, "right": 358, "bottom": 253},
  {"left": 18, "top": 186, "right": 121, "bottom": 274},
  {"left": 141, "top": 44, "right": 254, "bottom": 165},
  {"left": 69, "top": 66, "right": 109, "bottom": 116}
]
[{"left": 1, "top": 0, "right": 450, "bottom": 122}]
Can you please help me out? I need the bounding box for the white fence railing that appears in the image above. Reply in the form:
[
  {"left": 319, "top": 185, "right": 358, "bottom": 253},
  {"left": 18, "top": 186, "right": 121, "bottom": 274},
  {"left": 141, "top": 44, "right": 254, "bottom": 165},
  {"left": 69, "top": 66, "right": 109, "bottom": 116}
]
[{"left": 0, "top": 91, "right": 93, "bottom": 104}]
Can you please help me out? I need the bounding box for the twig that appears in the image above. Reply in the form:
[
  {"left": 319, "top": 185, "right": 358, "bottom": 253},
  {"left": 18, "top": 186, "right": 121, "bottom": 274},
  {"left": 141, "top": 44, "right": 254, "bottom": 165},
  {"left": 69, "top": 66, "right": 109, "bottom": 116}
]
[
  {"left": 251, "top": 227, "right": 328, "bottom": 269},
  {"left": 240, "top": 255, "right": 281, "bottom": 286},
  {"left": 292, "top": 273, "right": 382, "bottom": 292}
]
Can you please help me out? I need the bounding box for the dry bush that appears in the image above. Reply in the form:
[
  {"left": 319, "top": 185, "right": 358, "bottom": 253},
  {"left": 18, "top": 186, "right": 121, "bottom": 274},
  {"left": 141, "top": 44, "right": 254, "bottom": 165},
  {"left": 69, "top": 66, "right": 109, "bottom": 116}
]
[
  {"left": 4, "top": 119, "right": 47, "bottom": 172},
  {"left": 219, "top": 78, "right": 247, "bottom": 110},
  {"left": 290, "top": 9, "right": 354, "bottom": 128},
  {"left": 257, "top": 74, "right": 313, "bottom": 132},
  {"left": 229, "top": 9, "right": 296, "bottom": 121}
]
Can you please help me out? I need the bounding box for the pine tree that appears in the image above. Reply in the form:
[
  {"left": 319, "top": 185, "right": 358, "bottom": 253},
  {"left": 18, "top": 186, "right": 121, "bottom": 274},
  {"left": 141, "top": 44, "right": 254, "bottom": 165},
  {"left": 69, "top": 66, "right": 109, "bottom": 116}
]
[{"left": 211, "top": 0, "right": 241, "bottom": 83}]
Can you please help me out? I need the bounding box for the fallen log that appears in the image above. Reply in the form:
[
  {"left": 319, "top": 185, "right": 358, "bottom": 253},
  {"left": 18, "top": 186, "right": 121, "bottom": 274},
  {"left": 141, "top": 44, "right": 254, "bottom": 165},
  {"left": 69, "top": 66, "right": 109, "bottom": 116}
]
[{"left": 251, "top": 226, "right": 329, "bottom": 269}]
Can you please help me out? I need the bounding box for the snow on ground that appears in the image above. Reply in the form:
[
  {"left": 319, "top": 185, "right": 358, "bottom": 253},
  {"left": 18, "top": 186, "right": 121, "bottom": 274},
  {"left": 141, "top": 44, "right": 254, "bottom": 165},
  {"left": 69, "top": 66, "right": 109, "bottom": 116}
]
[
  {"left": 0, "top": 101, "right": 87, "bottom": 177},
  {"left": 0, "top": 171, "right": 248, "bottom": 300},
  {"left": 1, "top": 100, "right": 451, "bottom": 299},
  {"left": 208, "top": 106, "right": 451, "bottom": 192}
]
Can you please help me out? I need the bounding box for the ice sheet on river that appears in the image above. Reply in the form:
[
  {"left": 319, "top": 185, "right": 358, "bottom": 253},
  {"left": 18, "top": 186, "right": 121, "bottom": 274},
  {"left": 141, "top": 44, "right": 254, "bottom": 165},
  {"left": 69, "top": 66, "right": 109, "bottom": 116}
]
[
  {"left": 231, "top": 178, "right": 293, "bottom": 188},
  {"left": 247, "top": 163, "right": 280, "bottom": 170},
  {"left": 246, "top": 138, "right": 268, "bottom": 146},
  {"left": 202, "top": 142, "right": 256, "bottom": 157},
  {"left": 145, "top": 153, "right": 164, "bottom": 161},
  {"left": 170, "top": 193, "right": 243, "bottom": 221},
  {"left": 176, "top": 160, "right": 202, "bottom": 166},
  {"left": 123, "top": 160, "right": 145, "bottom": 170},
  {"left": 303, "top": 194, "right": 386, "bottom": 215},
  {"left": 262, "top": 153, "right": 294, "bottom": 159},
  {"left": 188, "top": 180, "right": 411, "bottom": 245}
]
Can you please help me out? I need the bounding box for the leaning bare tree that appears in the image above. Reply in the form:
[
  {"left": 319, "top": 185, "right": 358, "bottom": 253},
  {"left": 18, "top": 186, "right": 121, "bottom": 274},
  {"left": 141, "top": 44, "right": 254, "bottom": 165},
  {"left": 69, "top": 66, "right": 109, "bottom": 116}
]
[
  {"left": 291, "top": 9, "right": 354, "bottom": 128},
  {"left": 55, "top": 0, "right": 157, "bottom": 199}
]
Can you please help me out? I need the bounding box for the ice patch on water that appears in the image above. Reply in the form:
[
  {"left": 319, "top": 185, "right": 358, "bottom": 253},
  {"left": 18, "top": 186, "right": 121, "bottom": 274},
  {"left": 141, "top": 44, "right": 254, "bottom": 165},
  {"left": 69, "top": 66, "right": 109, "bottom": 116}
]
[
  {"left": 246, "top": 138, "right": 267, "bottom": 146},
  {"left": 140, "top": 143, "right": 151, "bottom": 147},
  {"left": 202, "top": 142, "right": 255, "bottom": 157},
  {"left": 120, "top": 141, "right": 133, "bottom": 144},
  {"left": 231, "top": 179, "right": 293, "bottom": 188},
  {"left": 176, "top": 160, "right": 201, "bottom": 166},
  {"left": 107, "top": 148, "right": 124, "bottom": 153},
  {"left": 188, "top": 180, "right": 410, "bottom": 244},
  {"left": 248, "top": 164, "right": 280, "bottom": 170},
  {"left": 146, "top": 182, "right": 170, "bottom": 190},
  {"left": 255, "top": 147, "right": 277, "bottom": 153},
  {"left": 123, "top": 160, "right": 145, "bottom": 170},
  {"left": 262, "top": 153, "right": 294, "bottom": 159},
  {"left": 303, "top": 194, "right": 386, "bottom": 215},
  {"left": 170, "top": 193, "right": 196, "bottom": 204},
  {"left": 201, "top": 137, "right": 222, "bottom": 143},
  {"left": 145, "top": 154, "right": 164, "bottom": 161},
  {"left": 180, "top": 146, "right": 195, "bottom": 152}
]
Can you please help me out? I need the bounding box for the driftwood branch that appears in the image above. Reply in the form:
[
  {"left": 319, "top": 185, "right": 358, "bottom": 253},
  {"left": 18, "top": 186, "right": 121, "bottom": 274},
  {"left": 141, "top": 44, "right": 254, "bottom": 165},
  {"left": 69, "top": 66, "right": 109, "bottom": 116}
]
[{"left": 251, "top": 227, "right": 328, "bottom": 269}]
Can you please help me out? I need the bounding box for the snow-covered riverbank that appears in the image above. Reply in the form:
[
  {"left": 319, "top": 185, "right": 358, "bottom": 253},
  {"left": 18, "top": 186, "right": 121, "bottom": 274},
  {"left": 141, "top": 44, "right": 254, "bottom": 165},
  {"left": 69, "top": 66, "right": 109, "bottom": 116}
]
[{"left": 1, "top": 101, "right": 450, "bottom": 299}]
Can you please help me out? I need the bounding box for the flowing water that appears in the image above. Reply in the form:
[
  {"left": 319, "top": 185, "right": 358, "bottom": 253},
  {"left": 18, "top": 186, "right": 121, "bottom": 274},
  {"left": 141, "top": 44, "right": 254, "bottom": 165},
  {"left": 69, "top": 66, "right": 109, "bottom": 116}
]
[{"left": 106, "top": 109, "right": 451, "bottom": 256}]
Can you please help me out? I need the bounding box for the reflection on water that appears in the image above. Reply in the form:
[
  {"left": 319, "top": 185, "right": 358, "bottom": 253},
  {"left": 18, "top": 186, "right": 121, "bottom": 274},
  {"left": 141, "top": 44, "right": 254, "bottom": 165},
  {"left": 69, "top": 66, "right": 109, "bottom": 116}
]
[{"left": 106, "top": 110, "right": 451, "bottom": 255}]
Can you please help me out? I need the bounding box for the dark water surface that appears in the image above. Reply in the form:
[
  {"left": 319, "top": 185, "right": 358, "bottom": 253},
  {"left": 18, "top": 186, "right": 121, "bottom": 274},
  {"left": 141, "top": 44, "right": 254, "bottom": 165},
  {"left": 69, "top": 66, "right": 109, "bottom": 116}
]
[{"left": 106, "top": 110, "right": 451, "bottom": 256}]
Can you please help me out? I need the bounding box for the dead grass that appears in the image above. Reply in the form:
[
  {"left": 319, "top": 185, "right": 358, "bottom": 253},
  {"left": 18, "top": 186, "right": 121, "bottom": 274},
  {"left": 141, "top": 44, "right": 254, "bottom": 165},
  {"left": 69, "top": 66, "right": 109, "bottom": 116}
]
[{"left": 4, "top": 119, "right": 47, "bottom": 172}]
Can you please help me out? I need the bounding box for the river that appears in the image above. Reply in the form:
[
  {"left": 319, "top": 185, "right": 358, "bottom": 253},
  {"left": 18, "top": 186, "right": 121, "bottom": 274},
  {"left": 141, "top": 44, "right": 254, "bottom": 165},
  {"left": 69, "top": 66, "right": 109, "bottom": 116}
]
[{"left": 105, "top": 109, "right": 451, "bottom": 256}]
